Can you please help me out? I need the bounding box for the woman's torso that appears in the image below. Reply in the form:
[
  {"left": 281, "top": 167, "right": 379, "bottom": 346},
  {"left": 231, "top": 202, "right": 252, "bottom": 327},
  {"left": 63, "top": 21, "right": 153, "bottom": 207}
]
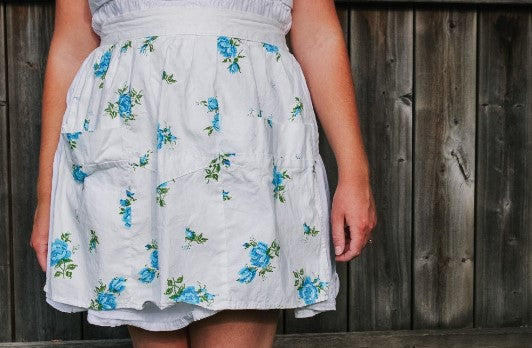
[{"left": 89, "top": 0, "right": 294, "bottom": 36}]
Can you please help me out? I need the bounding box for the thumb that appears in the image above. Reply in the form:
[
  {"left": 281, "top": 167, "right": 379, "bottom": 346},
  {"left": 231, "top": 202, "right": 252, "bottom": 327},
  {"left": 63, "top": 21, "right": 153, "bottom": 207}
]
[{"left": 331, "top": 209, "right": 345, "bottom": 256}]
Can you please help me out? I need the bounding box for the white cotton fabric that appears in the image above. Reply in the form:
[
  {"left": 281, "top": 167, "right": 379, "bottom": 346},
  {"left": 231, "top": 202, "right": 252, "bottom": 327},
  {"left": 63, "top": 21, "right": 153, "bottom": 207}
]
[{"left": 43, "top": 0, "right": 340, "bottom": 331}]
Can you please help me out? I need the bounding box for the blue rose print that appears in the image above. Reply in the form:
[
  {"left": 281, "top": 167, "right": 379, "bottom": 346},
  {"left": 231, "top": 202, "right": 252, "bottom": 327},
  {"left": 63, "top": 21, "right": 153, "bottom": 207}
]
[
  {"left": 293, "top": 268, "right": 329, "bottom": 305},
  {"left": 237, "top": 266, "right": 257, "bottom": 284},
  {"left": 119, "top": 188, "right": 137, "bottom": 228},
  {"left": 118, "top": 93, "right": 132, "bottom": 118},
  {"left": 151, "top": 249, "right": 158, "bottom": 269},
  {"left": 89, "top": 277, "right": 128, "bottom": 310},
  {"left": 303, "top": 222, "right": 320, "bottom": 237},
  {"left": 138, "top": 240, "right": 159, "bottom": 283},
  {"left": 176, "top": 286, "right": 200, "bottom": 304},
  {"left": 83, "top": 118, "right": 90, "bottom": 131},
  {"left": 299, "top": 276, "right": 319, "bottom": 305},
  {"left": 72, "top": 164, "right": 88, "bottom": 183},
  {"left": 50, "top": 232, "right": 79, "bottom": 279},
  {"left": 183, "top": 227, "right": 208, "bottom": 249},
  {"left": 165, "top": 276, "right": 215, "bottom": 305},
  {"left": 139, "top": 268, "right": 156, "bottom": 283},
  {"left": 139, "top": 36, "right": 158, "bottom": 54},
  {"left": 217, "top": 36, "right": 237, "bottom": 58},
  {"left": 217, "top": 36, "right": 245, "bottom": 74},
  {"left": 207, "top": 97, "right": 218, "bottom": 111},
  {"left": 272, "top": 164, "right": 290, "bottom": 203},
  {"left": 157, "top": 123, "right": 178, "bottom": 149},
  {"left": 104, "top": 84, "right": 143, "bottom": 124},
  {"left": 94, "top": 50, "right": 111, "bottom": 78},
  {"left": 211, "top": 112, "right": 220, "bottom": 131},
  {"left": 97, "top": 292, "right": 117, "bottom": 310},
  {"left": 50, "top": 239, "right": 70, "bottom": 267},
  {"left": 109, "top": 276, "right": 127, "bottom": 293},
  {"left": 129, "top": 149, "right": 153, "bottom": 170},
  {"left": 249, "top": 241, "right": 271, "bottom": 268},
  {"left": 197, "top": 97, "right": 221, "bottom": 135},
  {"left": 262, "top": 42, "right": 281, "bottom": 61},
  {"left": 66, "top": 131, "right": 82, "bottom": 149},
  {"left": 222, "top": 190, "right": 231, "bottom": 201},
  {"left": 237, "top": 238, "right": 280, "bottom": 284},
  {"left": 93, "top": 45, "right": 114, "bottom": 88}
]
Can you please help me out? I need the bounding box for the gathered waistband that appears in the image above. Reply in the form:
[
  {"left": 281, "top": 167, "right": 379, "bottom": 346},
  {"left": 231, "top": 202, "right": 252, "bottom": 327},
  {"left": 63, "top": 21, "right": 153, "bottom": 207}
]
[{"left": 98, "top": 6, "right": 290, "bottom": 51}]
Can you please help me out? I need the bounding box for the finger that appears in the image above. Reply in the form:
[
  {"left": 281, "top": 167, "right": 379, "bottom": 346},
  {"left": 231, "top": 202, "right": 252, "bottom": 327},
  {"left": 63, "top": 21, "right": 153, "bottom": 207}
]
[
  {"left": 342, "top": 219, "right": 368, "bottom": 261},
  {"left": 330, "top": 207, "right": 346, "bottom": 256}
]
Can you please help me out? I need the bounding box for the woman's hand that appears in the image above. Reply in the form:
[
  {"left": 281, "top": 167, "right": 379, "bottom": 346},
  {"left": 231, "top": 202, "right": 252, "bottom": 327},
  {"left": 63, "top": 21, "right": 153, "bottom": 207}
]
[
  {"left": 331, "top": 177, "right": 377, "bottom": 262},
  {"left": 30, "top": 200, "right": 51, "bottom": 272}
]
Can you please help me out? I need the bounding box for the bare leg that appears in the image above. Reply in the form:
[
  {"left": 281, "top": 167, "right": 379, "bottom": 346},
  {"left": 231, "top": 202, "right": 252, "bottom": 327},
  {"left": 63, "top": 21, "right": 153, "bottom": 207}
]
[
  {"left": 188, "top": 309, "right": 281, "bottom": 348},
  {"left": 127, "top": 324, "right": 191, "bottom": 348}
]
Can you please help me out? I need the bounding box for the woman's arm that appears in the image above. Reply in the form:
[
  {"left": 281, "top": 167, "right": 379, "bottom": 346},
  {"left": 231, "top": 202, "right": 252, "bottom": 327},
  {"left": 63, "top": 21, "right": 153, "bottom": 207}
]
[
  {"left": 290, "top": 0, "right": 377, "bottom": 262},
  {"left": 30, "top": 0, "right": 100, "bottom": 271}
]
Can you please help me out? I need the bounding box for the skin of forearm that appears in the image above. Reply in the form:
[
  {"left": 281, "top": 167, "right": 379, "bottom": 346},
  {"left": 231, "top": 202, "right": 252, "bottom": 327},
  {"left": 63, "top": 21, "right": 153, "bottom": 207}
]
[
  {"left": 290, "top": 16, "right": 370, "bottom": 185},
  {"left": 36, "top": 0, "right": 100, "bottom": 205},
  {"left": 37, "top": 37, "right": 96, "bottom": 203}
]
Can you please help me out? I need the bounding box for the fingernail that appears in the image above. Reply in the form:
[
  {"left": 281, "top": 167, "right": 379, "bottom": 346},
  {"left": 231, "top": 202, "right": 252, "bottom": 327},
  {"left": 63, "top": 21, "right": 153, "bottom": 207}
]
[{"left": 334, "top": 246, "right": 343, "bottom": 255}]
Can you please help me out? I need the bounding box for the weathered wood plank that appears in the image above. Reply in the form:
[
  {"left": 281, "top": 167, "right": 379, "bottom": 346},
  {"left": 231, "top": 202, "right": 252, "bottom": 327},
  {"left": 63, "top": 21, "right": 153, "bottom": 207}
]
[
  {"left": 348, "top": 6, "right": 414, "bottom": 331},
  {"left": 283, "top": 6, "right": 350, "bottom": 334},
  {"left": 0, "top": 2, "right": 13, "bottom": 343},
  {"left": 5, "top": 2, "right": 83, "bottom": 341},
  {"left": 413, "top": 8, "right": 476, "bottom": 328},
  {"left": 0, "top": 327, "right": 530, "bottom": 347},
  {"left": 82, "top": 315, "right": 130, "bottom": 340},
  {"left": 475, "top": 9, "right": 531, "bottom": 328}
]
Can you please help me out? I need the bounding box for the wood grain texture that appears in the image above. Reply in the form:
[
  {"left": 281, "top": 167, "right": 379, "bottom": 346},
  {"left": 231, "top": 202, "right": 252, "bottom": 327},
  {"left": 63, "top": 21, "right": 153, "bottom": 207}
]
[
  {"left": 0, "top": 2, "right": 13, "bottom": 343},
  {"left": 5, "top": 2, "right": 83, "bottom": 341},
  {"left": 347, "top": 5, "right": 414, "bottom": 331},
  {"left": 283, "top": 6, "right": 350, "bottom": 334},
  {"left": 413, "top": 8, "right": 476, "bottom": 329},
  {"left": 475, "top": 9, "right": 531, "bottom": 328}
]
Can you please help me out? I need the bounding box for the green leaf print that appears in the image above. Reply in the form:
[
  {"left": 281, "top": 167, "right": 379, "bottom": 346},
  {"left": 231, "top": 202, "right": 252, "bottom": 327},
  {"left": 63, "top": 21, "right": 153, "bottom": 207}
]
[
  {"left": 165, "top": 276, "right": 215, "bottom": 305},
  {"left": 89, "top": 277, "right": 127, "bottom": 310},
  {"left": 139, "top": 36, "right": 158, "bottom": 54},
  {"left": 303, "top": 222, "right": 320, "bottom": 237},
  {"left": 293, "top": 268, "right": 329, "bottom": 305},
  {"left": 129, "top": 149, "right": 153, "bottom": 170},
  {"left": 290, "top": 97, "right": 303, "bottom": 121},
  {"left": 89, "top": 229, "right": 99, "bottom": 252},
  {"left": 183, "top": 227, "right": 208, "bottom": 249},
  {"left": 162, "top": 71, "right": 177, "bottom": 84},
  {"left": 120, "top": 40, "right": 132, "bottom": 53},
  {"left": 204, "top": 152, "right": 236, "bottom": 183},
  {"left": 272, "top": 164, "right": 291, "bottom": 203},
  {"left": 51, "top": 232, "right": 79, "bottom": 279},
  {"left": 236, "top": 238, "right": 280, "bottom": 283},
  {"left": 105, "top": 84, "right": 143, "bottom": 124},
  {"left": 217, "top": 36, "right": 245, "bottom": 74}
]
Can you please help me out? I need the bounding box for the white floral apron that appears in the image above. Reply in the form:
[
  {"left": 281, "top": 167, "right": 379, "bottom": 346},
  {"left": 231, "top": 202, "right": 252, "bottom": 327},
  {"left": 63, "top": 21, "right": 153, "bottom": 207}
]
[{"left": 43, "top": 0, "right": 340, "bottom": 331}]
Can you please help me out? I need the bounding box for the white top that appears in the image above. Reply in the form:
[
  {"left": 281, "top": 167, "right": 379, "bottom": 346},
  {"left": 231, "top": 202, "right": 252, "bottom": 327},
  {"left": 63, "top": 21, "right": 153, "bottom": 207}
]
[{"left": 89, "top": 0, "right": 294, "bottom": 36}]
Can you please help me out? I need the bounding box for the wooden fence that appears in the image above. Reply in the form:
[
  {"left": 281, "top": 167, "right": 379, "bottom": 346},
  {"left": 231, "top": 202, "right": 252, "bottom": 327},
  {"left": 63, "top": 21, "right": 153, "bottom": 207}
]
[{"left": 0, "top": 0, "right": 530, "bottom": 345}]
